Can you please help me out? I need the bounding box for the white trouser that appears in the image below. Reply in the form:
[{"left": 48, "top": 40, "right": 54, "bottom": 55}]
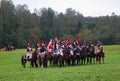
[{"left": 26, "top": 52, "right": 32, "bottom": 59}]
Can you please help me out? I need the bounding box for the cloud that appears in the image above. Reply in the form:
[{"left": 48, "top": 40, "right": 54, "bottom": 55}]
[{"left": 12, "top": 0, "right": 120, "bottom": 17}]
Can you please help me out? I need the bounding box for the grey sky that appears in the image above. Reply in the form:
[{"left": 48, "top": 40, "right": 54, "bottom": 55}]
[{"left": 12, "top": 0, "right": 120, "bottom": 17}]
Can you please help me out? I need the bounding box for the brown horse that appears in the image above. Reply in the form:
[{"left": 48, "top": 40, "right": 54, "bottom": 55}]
[
  {"left": 62, "top": 47, "right": 70, "bottom": 66},
  {"left": 46, "top": 51, "right": 53, "bottom": 66},
  {"left": 37, "top": 52, "right": 47, "bottom": 67},
  {"left": 78, "top": 46, "right": 87, "bottom": 65},
  {"left": 74, "top": 47, "right": 81, "bottom": 65},
  {"left": 86, "top": 46, "right": 96, "bottom": 64},
  {"left": 21, "top": 50, "right": 38, "bottom": 68},
  {"left": 46, "top": 50, "right": 63, "bottom": 67},
  {"left": 96, "top": 47, "right": 105, "bottom": 64}
]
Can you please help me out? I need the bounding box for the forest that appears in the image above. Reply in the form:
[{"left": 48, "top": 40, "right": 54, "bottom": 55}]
[{"left": 0, "top": 0, "right": 120, "bottom": 48}]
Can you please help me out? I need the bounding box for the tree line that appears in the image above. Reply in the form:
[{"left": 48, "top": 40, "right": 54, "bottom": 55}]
[{"left": 0, "top": 0, "right": 120, "bottom": 48}]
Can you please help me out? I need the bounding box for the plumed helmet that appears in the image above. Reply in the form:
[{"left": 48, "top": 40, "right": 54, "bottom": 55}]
[
  {"left": 27, "top": 41, "right": 31, "bottom": 46},
  {"left": 37, "top": 41, "right": 41, "bottom": 46}
]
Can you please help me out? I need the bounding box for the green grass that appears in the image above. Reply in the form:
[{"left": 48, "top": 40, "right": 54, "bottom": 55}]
[{"left": 0, "top": 45, "right": 120, "bottom": 81}]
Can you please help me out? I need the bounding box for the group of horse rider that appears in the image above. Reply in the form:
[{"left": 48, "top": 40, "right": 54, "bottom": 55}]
[{"left": 25, "top": 38, "right": 104, "bottom": 61}]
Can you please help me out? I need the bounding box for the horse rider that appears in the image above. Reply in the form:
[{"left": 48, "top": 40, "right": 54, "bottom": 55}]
[
  {"left": 54, "top": 37, "right": 59, "bottom": 53},
  {"left": 38, "top": 42, "right": 47, "bottom": 67},
  {"left": 26, "top": 41, "right": 33, "bottom": 61},
  {"left": 97, "top": 41, "right": 104, "bottom": 53},
  {"left": 89, "top": 40, "right": 94, "bottom": 47},
  {"left": 60, "top": 39, "right": 65, "bottom": 49},
  {"left": 39, "top": 42, "right": 47, "bottom": 55},
  {"left": 36, "top": 41, "right": 41, "bottom": 53},
  {"left": 88, "top": 40, "right": 95, "bottom": 53},
  {"left": 47, "top": 39, "right": 54, "bottom": 52}
]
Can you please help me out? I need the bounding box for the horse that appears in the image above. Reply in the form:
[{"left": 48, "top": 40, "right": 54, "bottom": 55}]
[
  {"left": 86, "top": 46, "right": 96, "bottom": 64},
  {"left": 57, "top": 48, "right": 65, "bottom": 67},
  {"left": 21, "top": 51, "right": 38, "bottom": 68},
  {"left": 68, "top": 49, "right": 76, "bottom": 66},
  {"left": 31, "top": 50, "right": 39, "bottom": 67},
  {"left": 96, "top": 46, "right": 105, "bottom": 64},
  {"left": 37, "top": 52, "right": 47, "bottom": 67},
  {"left": 62, "top": 47, "right": 71, "bottom": 66},
  {"left": 46, "top": 49, "right": 64, "bottom": 67},
  {"left": 73, "top": 47, "right": 81, "bottom": 65},
  {"left": 80, "top": 46, "right": 87, "bottom": 65},
  {"left": 46, "top": 51, "right": 53, "bottom": 66}
]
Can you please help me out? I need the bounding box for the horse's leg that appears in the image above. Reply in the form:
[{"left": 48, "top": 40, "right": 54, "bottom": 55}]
[
  {"left": 74, "top": 55, "right": 76, "bottom": 65},
  {"left": 93, "top": 57, "right": 95, "bottom": 64},
  {"left": 78, "top": 56, "right": 80, "bottom": 65},
  {"left": 41, "top": 55, "right": 45, "bottom": 67},
  {"left": 86, "top": 56, "right": 88, "bottom": 64},
  {"left": 39, "top": 57, "right": 42, "bottom": 67},
  {"left": 81, "top": 58, "right": 83, "bottom": 65},
  {"left": 35, "top": 59, "right": 38, "bottom": 67},
  {"left": 71, "top": 55, "right": 74, "bottom": 66},
  {"left": 77, "top": 56, "right": 80, "bottom": 65},
  {"left": 59, "top": 55, "right": 63, "bottom": 67},
  {"left": 90, "top": 56, "right": 92, "bottom": 64},
  {"left": 22, "top": 60, "right": 26, "bottom": 68},
  {"left": 56, "top": 58, "right": 58, "bottom": 66},
  {"left": 102, "top": 57, "right": 104, "bottom": 64},
  {"left": 96, "top": 55, "right": 98, "bottom": 64},
  {"left": 50, "top": 59, "right": 52, "bottom": 66},
  {"left": 83, "top": 58, "right": 85, "bottom": 65},
  {"left": 44, "top": 55, "right": 47, "bottom": 67},
  {"left": 41, "top": 58, "right": 43, "bottom": 68},
  {"left": 102, "top": 53, "right": 105, "bottom": 64},
  {"left": 21, "top": 57, "right": 26, "bottom": 68},
  {"left": 62, "top": 59, "right": 64, "bottom": 66},
  {"left": 76, "top": 56, "right": 79, "bottom": 65},
  {"left": 30, "top": 60, "right": 34, "bottom": 68},
  {"left": 98, "top": 57, "right": 101, "bottom": 64}
]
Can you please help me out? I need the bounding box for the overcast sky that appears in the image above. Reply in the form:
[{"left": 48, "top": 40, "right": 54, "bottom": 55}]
[{"left": 12, "top": 0, "right": 120, "bottom": 17}]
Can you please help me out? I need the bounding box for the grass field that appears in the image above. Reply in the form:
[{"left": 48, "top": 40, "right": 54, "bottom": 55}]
[{"left": 0, "top": 45, "right": 120, "bottom": 81}]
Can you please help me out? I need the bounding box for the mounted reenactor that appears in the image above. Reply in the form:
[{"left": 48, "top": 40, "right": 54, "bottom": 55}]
[
  {"left": 96, "top": 41, "right": 105, "bottom": 64},
  {"left": 88, "top": 40, "right": 95, "bottom": 53},
  {"left": 38, "top": 41, "right": 47, "bottom": 67},
  {"left": 47, "top": 39, "right": 54, "bottom": 52},
  {"left": 26, "top": 41, "right": 33, "bottom": 61},
  {"left": 36, "top": 41, "right": 41, "bottom": 53},
  {"left": 97, "top": 41, "right": 104, "bottom": 53},
  {"left": 87, "top": 40, "right": 96, "bottom": 64},
  {"left": 60, "top": 38, "right": 65, "bottom": 49},
  {"left": 54, "top": 37, "right": 59, "bottom": 52}
]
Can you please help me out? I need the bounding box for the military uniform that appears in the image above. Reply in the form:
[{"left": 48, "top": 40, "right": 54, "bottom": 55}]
[{"left": 26, "top": 41, "right": 33, "bottom": 60}]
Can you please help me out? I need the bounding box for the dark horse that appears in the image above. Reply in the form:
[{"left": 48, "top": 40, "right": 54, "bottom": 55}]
[
  {"left": 80, "top": 46, "right": 87, "bottom": 65},
  {"left": 46, "top": 51, "right": 53, "bottom": 66},
  {"left": 86, "top": 46, "right": 96, "bottom": 64},
  {"left": 62, "top": 47, "right": 71, "bottom": 66},
  {"left": 96, "top": 46, "right": 105, "bottom": 64},
  {"left": 73, "top": 47, "right": 81, "bottom": 65},
  {"left": 21, "top": 50, "right": 38, "bottom": 68}
]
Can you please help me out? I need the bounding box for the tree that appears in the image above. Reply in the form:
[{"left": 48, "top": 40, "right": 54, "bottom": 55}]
[
  {"left": 1, "top": 0, "right": 17, "bottom": 47},
  {"left": 77, "top": 28, "right": 94, "bottom": 41}
]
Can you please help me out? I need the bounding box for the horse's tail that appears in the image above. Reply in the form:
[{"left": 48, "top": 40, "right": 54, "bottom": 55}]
[
  {"left": 21, "top": 55, "right": 24, "bottom": 65},
  {"left": 21, "top": 55, "right": 26, "bottom": 68}
]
